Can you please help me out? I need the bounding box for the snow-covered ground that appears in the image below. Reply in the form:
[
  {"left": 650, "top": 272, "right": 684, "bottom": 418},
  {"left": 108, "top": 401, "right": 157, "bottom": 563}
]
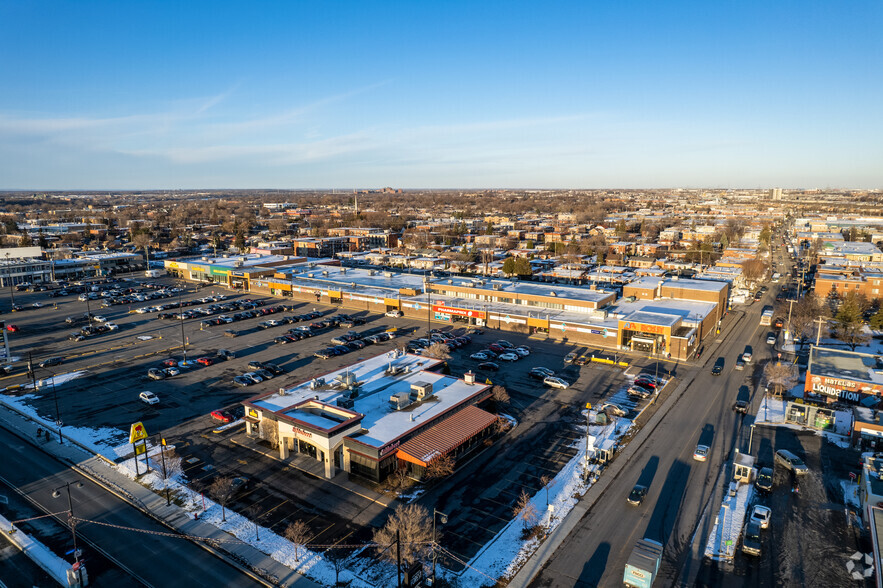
[
  {"left": 704, "top": 482, "right": 755, "bottom": 561},
  {"left": 841, "top": 480, "right": 861, "bottom": 509},
  {"left": 453, "top": 415, "right": 634, "bottom": 584},
  {"left": 756, "top": 396, "right": 787, "bottom": 425},
  {"left": 0, "top": 511, "right": 72, "bottom": 584},
  {"left": 22, "top": 370, "right": 88, "bottom": 390}
]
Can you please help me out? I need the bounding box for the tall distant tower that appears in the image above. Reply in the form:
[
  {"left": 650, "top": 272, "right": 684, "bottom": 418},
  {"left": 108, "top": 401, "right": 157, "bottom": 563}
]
[
  {"left": 354, "top": 193, "right": 359, "bottom": 214},
  {"left": 769, "top": 188, "right": 783, "bottom": 200}
]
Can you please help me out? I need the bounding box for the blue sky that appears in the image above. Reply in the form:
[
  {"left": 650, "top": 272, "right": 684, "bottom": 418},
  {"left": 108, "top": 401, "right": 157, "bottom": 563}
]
[{"left": 1, "top": 1, "right": 881, "bottom": 189}]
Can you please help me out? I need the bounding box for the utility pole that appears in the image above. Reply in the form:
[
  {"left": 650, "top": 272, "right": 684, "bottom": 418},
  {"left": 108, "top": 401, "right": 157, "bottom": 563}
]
[
  {"left": 396, "top": 529, "right": 402, "bottom": 588},
  {"left": 432, "top": 509, "right": 448, "bottom": 585},
  {"left": 53, "top": 481, "right": 84, "bottom": 586},
  {"left": 814, "top": 316, "right": 828, "bottom": 346}
]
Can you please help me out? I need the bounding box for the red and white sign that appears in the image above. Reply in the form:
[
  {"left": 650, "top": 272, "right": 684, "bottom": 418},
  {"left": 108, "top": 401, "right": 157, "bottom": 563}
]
[{"left": 432, "top": 304, "right": 485, "bottom": 320}]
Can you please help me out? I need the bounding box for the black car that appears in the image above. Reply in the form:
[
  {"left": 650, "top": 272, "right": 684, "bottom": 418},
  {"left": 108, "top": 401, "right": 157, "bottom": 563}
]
[
  {"left": 529, "top": 367, "right": 555, "bottom": 380},
  {"left": 733, "top": 400, "right": 750, "bottom": 414},
  {"left": 39, "top": 357, "right": 64, "bottom": 368},
  {"left": 314, "top": 349, "right": 335, "bottom": 359},
  {"left": 333, "top": 345, "right": 351, "bottom": 355},
  {"left": 478, "top": 361, "right": 500, "bottom": 371},
  {"left": 755, "top": 466, "right": 773, "bottom": 493},
  {"left": 274, "top": 335, "right": 293, "bottom": 344},
  {"left": 247, "top": 361, "right": 265, "bottom": 371},
  {"left": 261, "top": 363, "right": 284, "bottom": 375},
  {"left": 711, "top": 357, "right": 725, "bottom": 375},
  {"left": 627, "top": 484, "right": 647, "bottom": 506}
]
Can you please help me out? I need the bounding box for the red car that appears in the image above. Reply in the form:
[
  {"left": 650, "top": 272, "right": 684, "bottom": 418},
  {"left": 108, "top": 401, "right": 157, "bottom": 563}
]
[
  {"left": 196, "top": 357, "right": 213, "bottom": 366},
  {"left": 488, "top": 343, "right": 506, "bottom": 354},
  {"left": 210, "top": 410, "right": 233, "bottom": 423},
  {"left": 161, "top": 358, "right": 178, "bottom": 367},
  {"left": 6, "top": 324, "right": 19, "bottom": 332}
]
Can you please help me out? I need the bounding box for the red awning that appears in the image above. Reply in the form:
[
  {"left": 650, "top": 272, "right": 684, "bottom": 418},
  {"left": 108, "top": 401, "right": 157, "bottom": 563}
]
[{"left": 396, "top": 405, "right": 498, "bottom": 467}]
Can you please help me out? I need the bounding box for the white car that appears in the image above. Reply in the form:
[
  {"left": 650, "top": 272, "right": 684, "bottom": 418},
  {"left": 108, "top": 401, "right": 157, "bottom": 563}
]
[
  {"left": 514, "top": 347, "right": 530, "bottom": 357},
  {"left": 385, "top": 310, "right": 403, "bottom": 318},
  {"left": 135, "top": 307, "right": 151, "bottom": 314},
  {"left": 470, "top": 352, "right": 490, "bottom": 361},
  {"left": 105, "top": 322, "right": 119, "bottom": 331},
  {"left": 543, "top": 376, "right": 570, "bottom": 389},
  {"left": 693, "top": 444, "right": 709, "bottom": 462},
  {"left": 742, "top": 351, "right": 753, "bottom": 363},
  {"left": 218, "top": 315, "right": 234, "bottom": 323},
  {"left": 94, "top": 315, "right": 107, "bottom": 323},
  {"left": 599, "top": 402, "right": 628, "bottom": 417},
  {"left": 139, "top": 391, "right": 160, "bottom": 405},
  {"left": 749, "top": 504, "right": 771, "bottom": 529},
  {"left": 498, "top": 353, "right": 520, "bottom": 362}
]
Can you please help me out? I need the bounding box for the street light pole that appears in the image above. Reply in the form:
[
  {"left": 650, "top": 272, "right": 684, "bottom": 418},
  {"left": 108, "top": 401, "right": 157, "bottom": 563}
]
[
  {"left": 53, "top": 481, "right": 84, "bottom": 586},
  {"left": 748, "top": 424, "right": 756, "bottom": 454},
  {"left": 432, "top": 509, "right": 448, "bottom": 584}
]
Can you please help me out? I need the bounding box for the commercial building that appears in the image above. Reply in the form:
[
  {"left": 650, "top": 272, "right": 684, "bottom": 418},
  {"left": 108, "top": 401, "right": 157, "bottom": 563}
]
[
  {"left": 805, "top": 346, "right": 883, "bottom": 405},
  {"left": 243, "top": 352, "right": 494, "bottom": 481},
  {"left": 163, "top": 254, "right": 336, "bottom": 289}
]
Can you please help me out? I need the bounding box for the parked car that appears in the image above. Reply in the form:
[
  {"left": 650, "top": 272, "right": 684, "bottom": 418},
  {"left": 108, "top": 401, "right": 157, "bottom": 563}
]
[
  {"left": 627, "top": 386, "right": 652, "bottom": 399},
  {"left": 385, "top": 310, "right": 403, "bottom": 318},
  {"left": 498, "top": 352, "right": 520, "bottom": 362},
  {"left": 564, "top": 351, "right": 578, "bottom": 363},
  {"left": 775, "top": 449, "right": 808, "bottom": 475},
  {"left": 693, "top": 444, "right": 709, "bottom": 462},
  {"left": 627, "top": 484, "right": 647, "bottom": 506},
  {"left": 529, "top": 367, "right": 555, "bottom": 380},
  {"left": 233, "top": 375, "right": 252, "bottom": 387},
  {"left": 139, "top": 391, "right": 160, "bottom": 405},
  {"left": 470, "top": 351, "right": 491, "bottom": 361},
  {"left": 600, "top": 402, "right": 628, "bottom": 417},
  {"left": 217, "top": 349, "right": 235, "bottom": 360},
  {"left": 147, "top": 368, "right": 166, "bottom": 380},
  {"left": 477, "top": 362, "right": 500, "bottom": 372},
  {"left": 196, "top": 357, "right": 213, "bottom": 366},
  {"left": 543, "top": 376, "right": 570, "bottom": 389},
  {"left": 749, "top": 505, "right": 771, "bottom": 529},
  {"left": 224, "top": 329, "right": 238, "bottom": 338},
  {"left": 163, "top": 366, "right": 180, "bottom": 377},
  {"left": 6, "top": 324, "right": 19, "bottom": 332},
  {"left": 211, "top": 410, "right": 234, "bottom": 423}
]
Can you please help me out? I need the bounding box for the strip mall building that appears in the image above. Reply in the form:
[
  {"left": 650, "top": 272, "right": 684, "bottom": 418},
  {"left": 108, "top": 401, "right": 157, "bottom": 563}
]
[{"left": 242, "top": 352, "right": 495, "bottom": 481}]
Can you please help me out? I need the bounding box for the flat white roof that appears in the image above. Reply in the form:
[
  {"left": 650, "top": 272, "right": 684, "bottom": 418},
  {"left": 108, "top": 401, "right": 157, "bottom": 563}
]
[{"left": 250, "top": 352, "right": 489, "bottom": 449}]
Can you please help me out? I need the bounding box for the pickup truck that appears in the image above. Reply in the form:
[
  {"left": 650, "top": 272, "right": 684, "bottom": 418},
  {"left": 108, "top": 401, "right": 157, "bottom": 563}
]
[{"left": 623, "top": 538, "right": 663, "bottom": 588}]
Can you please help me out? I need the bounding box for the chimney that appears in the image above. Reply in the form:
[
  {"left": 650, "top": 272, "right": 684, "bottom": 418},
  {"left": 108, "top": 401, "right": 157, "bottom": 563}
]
[{"left": 464, "top": 371, "right": 476, "bottom": 385}]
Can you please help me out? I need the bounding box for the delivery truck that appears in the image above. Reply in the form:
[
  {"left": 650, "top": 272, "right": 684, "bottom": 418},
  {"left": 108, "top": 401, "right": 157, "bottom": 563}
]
[{"left": 623, "top": 538, "right": 663, "bottom": 588}]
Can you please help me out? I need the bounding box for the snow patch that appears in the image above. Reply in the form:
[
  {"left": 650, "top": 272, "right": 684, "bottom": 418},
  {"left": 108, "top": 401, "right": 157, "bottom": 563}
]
[
  {"left": 841, "top": 480, "right": 861, "bottom": 509},
  {"left": 704, "top": 482, "right": 755, "bottom": 561}
]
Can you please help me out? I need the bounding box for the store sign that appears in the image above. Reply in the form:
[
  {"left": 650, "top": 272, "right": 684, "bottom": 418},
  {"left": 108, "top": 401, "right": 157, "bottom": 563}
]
[
  {"left": 491, "top": 314, "right": 526, "bottom": 325},
  {"left": 589, "top": 328, "right": 609, "bottom": 337},
  {"left": 380, "top": 440, "right": 401, "bottom": 457},
  {"left": 432, "top": 304, "right": 485, "bottom": 319},
  {"left": 808, "top": 375, "right": 879, "bottom": 403},
  {"left": 622, "top": 321, "right": 667, "bottom": 334},
  {"left": 248, "top": 408, "right": 259, "bottom": 419},
  {"left": 292, "top": 425, "right": 313, "bottom": 438}
]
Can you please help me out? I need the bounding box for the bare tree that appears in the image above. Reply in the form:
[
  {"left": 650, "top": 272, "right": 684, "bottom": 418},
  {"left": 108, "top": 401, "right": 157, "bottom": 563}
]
[
  {"left": 425, "top": 453, "right": 455, "bottom": 480},
  {"left": 763, "top": 361, "right": 799, "bottom": 397},
  {"left": 325, "top": 547, "right": 349, "bottom": 586},
  {"left": 741, "top": 258, "right": 767, "bottom": 285},
  {"left": 284, "top": 520, "right": 313, "bottom": 563},
  {"left": 540, "top": 475, "right": 553, "bottom": 508},
  {"left": 158, "top": 449, "right": 183, "bottom": 506},
  {"left": 372, "top": 504, "right": 433, "bottom": 566},
  {"left": 423, "top": 342, "right": 451, "bottom": 360},
  {"left": 513, "top": 488, "right": 538, "bottom": 530},
  {"left": 209, "top": 476, "right": 235, "bottom": 522},
  {"left": 492, "top": 385, "right": 510, "bottom": 405},
  {"left": 788, "top": 294, "right": 828, "bottom": 348}
]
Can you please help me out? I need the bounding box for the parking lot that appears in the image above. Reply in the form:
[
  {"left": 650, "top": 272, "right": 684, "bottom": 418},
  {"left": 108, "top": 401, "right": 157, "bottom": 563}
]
[
  {"left": 696, "top": 426, "right": 868, "bottom": 587},
  {"left": 0, "top": 278, "right": 656, "bottom": 566}
]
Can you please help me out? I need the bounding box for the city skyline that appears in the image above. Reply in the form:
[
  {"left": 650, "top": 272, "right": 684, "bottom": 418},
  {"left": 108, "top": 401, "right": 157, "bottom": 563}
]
[{"left": 1, "top": 1, "right": 881, "bottom": 189}]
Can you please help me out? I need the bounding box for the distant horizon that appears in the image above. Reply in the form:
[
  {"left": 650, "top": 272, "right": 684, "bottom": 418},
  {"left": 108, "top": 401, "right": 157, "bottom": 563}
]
[
  {"left": 2, "top": 2, "right": 881, "bottom": 188},
  {"left": 2, "top": 186, "right": 881, "bottom": 193}
]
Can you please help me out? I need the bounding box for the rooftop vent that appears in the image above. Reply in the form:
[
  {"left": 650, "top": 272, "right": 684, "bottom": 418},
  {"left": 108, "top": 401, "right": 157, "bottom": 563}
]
[
  {"left": 383, "top": 271, "right": 392, "bottom": 278},
  {"left": 369, "top": 269, "right": 376, "bottom": 276},
  {"left": 309, "top": 377, "right": 325, "bottom": 389},
  {"left": 492, "top": 283, "right": 503, "bottom": 291},
  {"left": 322, "top": 270, "right": 329, "bottom": 276},
  {"left": 389, "top": 391, "right": 412, "bottom": 411},
  {"left": 337, "top": 397, "right": 355, "bottom": 409}
]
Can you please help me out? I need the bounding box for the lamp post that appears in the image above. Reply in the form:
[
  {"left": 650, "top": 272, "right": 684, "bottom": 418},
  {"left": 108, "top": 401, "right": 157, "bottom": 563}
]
[
  {"left": 432, "top": 509, "right": 448, "bottom": 584},
  {"left": 53, "top": 481, "right": 84, "bottom": 585},
  {"left": 748, "top": 424, "right": 757, "bottom": 454}
]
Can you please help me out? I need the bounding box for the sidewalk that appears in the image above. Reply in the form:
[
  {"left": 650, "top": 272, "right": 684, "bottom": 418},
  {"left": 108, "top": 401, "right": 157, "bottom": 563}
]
[{"left": 0, "top": 400, "right": 319, "bottom": 588}]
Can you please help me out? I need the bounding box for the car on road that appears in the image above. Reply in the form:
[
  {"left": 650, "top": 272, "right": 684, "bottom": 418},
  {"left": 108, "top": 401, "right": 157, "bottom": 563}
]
[
  {"left": 6, "top": 324, "right": 19, "bottom": 332},
  {"left": 224, "top": 329, "right": 238, "bottom": 337},
  {"left": 543, "top": 376, "right": 570, "bottom": 389},
  {"left": 627, "top": 484, "right": 647, "bottom": 506},
  {"left": 139, "top": 391, "right": 160, "bottom": 405},
  {"left": 742, "top": 347, "right": 753, "bottom": 363},
  {"left": 755, "top": 467, "right": 773, "bottom": 493},
  {"left": 741, "top": 521, "right": 762, "bottom": 556},
  {"left": 749, "top": 505, "right": 771, "bottom": 529},
  {"left": 105, "top": 322, "right": 119, "bottom": 331},
  {"left": 767, "top": 332, "right": 777, "bottom": 345},
  {"left": 216, "top": 349, "right": 235, "bottom": 360},
  {"left": 733, "top": 400, "right": 750, "bottom": 414},
  {"left": 196, "top": 357, "right": 213, "bottom": 366},
  {"left": 693, "top": 444, "right": 709, "bottom": 462},
  {"left": 39, "top": 357, "right": 64, "bottom": 368},
  {"left": 775, "top": 449, "right": 809, "bottom": 475},
  {"left": 735, "top": 357, "right": 745, "bottom": 370},
  {"left": 477, "top": 362, "right": 499, "bottom": 372},
  {"left": 711, "top": 357, "right": 725, "bottom": 375},
  {"left": 211, "top": 410, "right": 234, "bottom": 423},
  {"left": 94, "top": 315, "right": 107, "bottom": 323}
]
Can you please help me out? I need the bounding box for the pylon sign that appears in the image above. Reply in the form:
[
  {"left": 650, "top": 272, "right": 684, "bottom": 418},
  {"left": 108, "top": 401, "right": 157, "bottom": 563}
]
[{"left": 129, "top": 421, "right": 148, "bottom": 443}]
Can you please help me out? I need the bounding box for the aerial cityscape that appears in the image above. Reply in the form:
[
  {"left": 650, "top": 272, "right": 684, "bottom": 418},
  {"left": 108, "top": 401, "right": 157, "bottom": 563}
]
[{"left": 1, "top": 2, "right": 882, "bottom": 588}]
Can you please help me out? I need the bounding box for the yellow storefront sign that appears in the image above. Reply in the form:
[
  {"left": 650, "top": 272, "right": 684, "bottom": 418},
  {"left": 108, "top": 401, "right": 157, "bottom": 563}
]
[{"left": 129, "top": 421, "right": 148, "bottom": 443}]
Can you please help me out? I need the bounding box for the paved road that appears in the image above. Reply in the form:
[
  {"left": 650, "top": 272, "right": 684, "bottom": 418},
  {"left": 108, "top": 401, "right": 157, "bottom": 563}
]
[
  {"left": 0, "top": 425, "right": 264, "bottom": 588},
  {"left": 526, "top": 249, "right": 792, "bottom": 587}
]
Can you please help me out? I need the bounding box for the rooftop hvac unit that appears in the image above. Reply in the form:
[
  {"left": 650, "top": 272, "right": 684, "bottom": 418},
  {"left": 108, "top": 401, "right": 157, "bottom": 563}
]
[
  {"left": 307, "top": 273, "right": 314, "bottom": 278},
  {"left": 309, "top": 377, "right": 325, "bottom": 389},
  {"left": 335, "top": 372, "right": 358, "bottom": 388},
  {"left": 322, "top": 270, "right": 329, "bottom": 276},
  {"left": 202, "top": 256, "right": 209, "bottom": 261},
  {"left": 492, "top": 283, "right": 503, "bottom": 291},
  {"left": 410, "top": 381, "right": 434, "bottom": 401},
  {"left": 369, "top": 269, "right": 376, "bottom": 276},
  {"left": 337, "top": 397, "right": 355, "bottom": 409},
  {"left": 233, "top": 261, "right": 244, "bottom": 268},
  {"left": 340, "top": 267, "right": 346, "bottom": 273},
  {"left": 383, "top": 271, "right": 392, "bottom": 278},
  {"left": 278, "top": 387, "right": 287, "bottom": 396},
  {"left": 389, "top": 392, "right": 412, "bottom": 410}
]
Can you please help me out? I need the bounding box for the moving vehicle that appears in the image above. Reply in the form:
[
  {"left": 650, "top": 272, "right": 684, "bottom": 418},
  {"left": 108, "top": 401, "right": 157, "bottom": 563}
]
[
  {"left": 693, "top": 444, "right": 709, "bottom": 462},
  {"left": 711, "top": 357, "right": 725, "bottom": 375},
  {"left": 741, "top": 521, "right": 762, "bottom": 556},
  {"left": 543, "top": 376, "right": 570, "bottom": 389},
  {"left": 749, "top": 505, "right": 771, "bottom": 529},
  {"left": 733, "top": 400, "right": 750, "bottom": 414},
  {"left": 755, "top": 467, "right": 773, "bottom": 493},
  {"left": 39, "top": 357, "right": 64, "bottom": 368},
  {"left": 217, "top": 349, "right": 235, "bottom": 360},
  {"left": 627, "top": 485, "right": 648, "bottom": 506},
  {"left": 767, "top": 332, "right": 777, "bottom": 345},
  {"left": 742, "top": 346, "right": 753, "bottom": 363},
  {"left": 760, "top": 307, "right": 774, "bottom": 326},
  {"left": 623, "top": 538, "right": 663, "bottom": 588},
  {"left": 735, "top": 357, "right": 745, "bottom": 370},
  {"left": 775, "top": 449, "right": 808, "bottom": 474},
  {"left": 139, "top": 391, "right": 160, "bottom": 405}
]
